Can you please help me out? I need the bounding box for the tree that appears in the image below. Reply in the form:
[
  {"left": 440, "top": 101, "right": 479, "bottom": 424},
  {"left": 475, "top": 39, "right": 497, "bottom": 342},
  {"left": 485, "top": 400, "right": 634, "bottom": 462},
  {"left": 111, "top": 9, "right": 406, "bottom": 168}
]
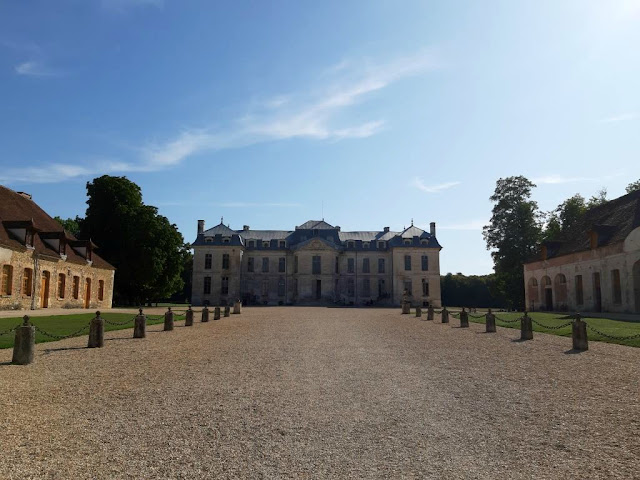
[
  {"left": 79, "top": 175, "right": 187, "bottom": 305},
  {"left": 543, "top": 194, "right": 587, "bottom": 241},
  {"left": 53, "top": 216, "right": 82, "bottom": 236},
  {"left": 626, "top": 179, "right": 640, "bottom": 194},
  {"left": 587, "top": 188, "right": 608, "bottom": 208},
  {"left": 483, "top": 176, "right": 542, "bottom": 309}
]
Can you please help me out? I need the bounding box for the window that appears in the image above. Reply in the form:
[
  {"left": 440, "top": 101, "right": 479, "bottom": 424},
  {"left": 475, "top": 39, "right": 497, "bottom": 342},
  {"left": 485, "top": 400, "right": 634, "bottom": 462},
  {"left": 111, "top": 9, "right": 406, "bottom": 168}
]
[
  {"left": 378, "top": 241, "right": 385, "bottom": 249},
  {"left": 347, "top": 258, "right": 355, "bottom": 274},
  {"left": 404, "top": 279, "right": 412, "bottom": 295},
  {"left": 363, "top": 242, "right": 370, "bottom": 249},
  {"left": 248, "top": 257, "right": 254, "bottom": 272},
  {"left": 377, "top": 258, "right": 385, "bottom": 273},
  {"left": 1, "top": 265, "right": 13, "bottom": 295},
  {"left": 421, "top": 240, "right": 428, "bottom": 246},
  {"left": 248, "top": 240, "right": 255, "bottom": 248},
  {"left": 347, "top": 278, "right": 355, "bottom": 297},
  {"left": 575, "top": 275, "right": 583, "bottom": 305},
  {"left": 73, "top": 276, "right": 80, "bottom": 299},
  {"left": 205, "top": 237, "right": 213, "bottom": 243},
  {"left": 404, "top": 239, "right": 411, "bottom": 245},
  {"left": 262, "top": 257, "right": 269, "bottom": 273},
  {"left": 204, "top": 253, "right": 212, "bottom": 269},
  {"left": 221, "top": 276, "right": 229, "bottom": 295},
  {"left": 363, "top": 278, "right": 371, "bottom": 297},
  {"left": 422, "top": 279, "right": 429, "bottom": 296},
  {"left": 294, "top": 256, "right": 298, "bottom": 274},
  {"left": 223, "top": 237, "right": 230, "bottom": 244},
  {"left": 278, "top": 257, "right": 286, "bottom": 273},
  {"left": 335, "top": 257, "right": 339, "bottom": 274},
  {"left": 98, "top": 280, "right": 104, "bottom": 301},
  {"left": 279, "top": 240, "right": 286, "bottom": 248},
  {"left": 348, "top": 241, "right": 354, "bottom": 248},
  {"left": 222, "top": 254, "right": 230, "bottom": 270},
  {"left": 22, "top": 268, "right": 33, "bottom": 297},
  {"left": 404, "top": 255, "right": 411, "bottom": 271},
  {"left": 204, "top": 277, "right": 211, "bottom": 294},
  {"left": 293, "top": 278, "right": 298, "bottom": 297},
  {"left": 278, "top": 277, "right": 285, "bottom": 296},
  {"left": 263, "top": 241, "right": 269, "bottom": 248},
  {"left": 57, "top": 273, "right": 66, "bottom": 299},
  {"left": 378, "top": 278, "right": 386, "bottom": 297},
  {"left": 422, "top": 255, "right": 428, "bottom": 271},
  {"left": 312, "top": 256, "right": 321, "bottom": 274},
  {"left": 261, "top": 279, "right": 269, "bottom": 297},
  {"left": 362, "top": 258, "right": 370, "bottom": 273},
  {"left": 612, "top": 269, "right": 622, "bottom": 304}
]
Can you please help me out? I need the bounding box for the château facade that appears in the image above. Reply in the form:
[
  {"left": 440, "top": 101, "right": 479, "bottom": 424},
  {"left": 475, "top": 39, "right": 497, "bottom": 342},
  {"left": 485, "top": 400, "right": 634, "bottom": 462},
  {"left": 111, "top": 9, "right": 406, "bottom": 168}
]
[{"left": 191, "top": 219, "right": 442, "bottom": 307}]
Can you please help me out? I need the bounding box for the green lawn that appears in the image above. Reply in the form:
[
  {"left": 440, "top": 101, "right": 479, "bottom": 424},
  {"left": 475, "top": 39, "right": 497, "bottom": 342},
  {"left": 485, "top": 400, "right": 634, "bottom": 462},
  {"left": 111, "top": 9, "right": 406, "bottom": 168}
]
[
  {"left": 0, "top": 312, "right": 174, "bottom": 349},
  {"left": 453, "top": 310, "right": 640, "bottom": 348}
]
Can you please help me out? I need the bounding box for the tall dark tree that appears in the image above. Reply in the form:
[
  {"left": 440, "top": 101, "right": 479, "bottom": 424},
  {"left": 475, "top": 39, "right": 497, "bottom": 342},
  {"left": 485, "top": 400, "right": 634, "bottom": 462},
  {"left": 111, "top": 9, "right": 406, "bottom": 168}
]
[
  {"left": 80, "top": 175, "right": 186, "bottom": 305},
  {"left": 626, "top": 179, "right": 640, "bottom": 194},
  {"left": 587, "top": 188, "right": 608, "bottom": 208},
  {"left": 483, "top": 176, "right": 542, "bottom": 309},
  {"left": 53, "top": 216, "right": 82, "bottom": 236},
  {"left": 543, "top": 194, "right": 587, "bottom": 240}
]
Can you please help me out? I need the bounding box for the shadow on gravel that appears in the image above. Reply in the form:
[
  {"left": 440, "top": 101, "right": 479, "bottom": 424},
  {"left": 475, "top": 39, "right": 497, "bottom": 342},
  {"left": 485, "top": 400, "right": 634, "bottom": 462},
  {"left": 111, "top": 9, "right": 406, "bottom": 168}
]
[
  {"left": 0, "top": 361, "right": 12, "bottom": 366},
  {"left": 510, "top": 338, "right": 530, "bottom": 343},
  {"left": 564, "top": 349, "right": 587, "bottom": 355},
  {"left": 43, "top": 346, "right": 86, "bottom": 354},
  {"left": 104, "top": 337, "right": 131, "bottom": 342}
]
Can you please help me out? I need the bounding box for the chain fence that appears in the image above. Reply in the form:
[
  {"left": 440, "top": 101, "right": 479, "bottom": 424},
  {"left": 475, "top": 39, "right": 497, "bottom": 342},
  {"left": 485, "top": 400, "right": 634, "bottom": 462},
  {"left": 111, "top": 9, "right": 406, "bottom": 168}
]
[
  {"left": 468, "top": 313, "right": 485, "bottom": 319},
  {"left": 586, "top": 324, "right": 640, "bottom": 341},
  {"left": 494, "top": 315, "right": 521, "bottom": 324},
  {"left": 33, "top": 323, "right": 91, "bottom": 340},
  {"left": 530, "top": 319, "right": 573, "bottom": 331},
  {"left": 104, "top": 316, "right": 136, "bottom": 326},
  {"left": 0, "top": 323, "right": 22, "bottom": 337}
]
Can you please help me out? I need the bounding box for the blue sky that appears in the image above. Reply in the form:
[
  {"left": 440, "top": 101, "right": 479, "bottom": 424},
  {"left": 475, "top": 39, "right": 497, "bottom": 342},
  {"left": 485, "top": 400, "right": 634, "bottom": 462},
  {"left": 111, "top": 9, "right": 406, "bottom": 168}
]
[{"left": 1, "top": 0, "right": 639, "bottom": 275}]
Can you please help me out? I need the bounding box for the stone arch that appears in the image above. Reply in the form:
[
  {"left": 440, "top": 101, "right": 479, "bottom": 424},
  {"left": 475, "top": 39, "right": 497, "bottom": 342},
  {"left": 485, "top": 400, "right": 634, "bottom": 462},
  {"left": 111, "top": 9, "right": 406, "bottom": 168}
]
[
  {"left": 633, "top": 260, "right": 640, "bottom": 313},
  {"left": 554, "top": 273, "right": 568, "bottom": 309},
  {"left": 540, "top": 276, "right": 553, "bottom": 311}
]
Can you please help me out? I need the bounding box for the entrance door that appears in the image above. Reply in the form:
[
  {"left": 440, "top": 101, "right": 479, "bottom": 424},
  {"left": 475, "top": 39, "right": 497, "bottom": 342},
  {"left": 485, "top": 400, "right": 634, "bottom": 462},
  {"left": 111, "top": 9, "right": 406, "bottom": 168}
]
[
  {"left": 315, "top": 280, "right": 321, "bottom": 300},
  {"left": 40, "top": 271, "right": 50, "bottom": 308},
  {"left": 593, "top": 272, "right": 602, "bottom": 312},
  {"left": 633, "top": 260, "right": 640, "bottom": 313},
  {"left": 85, "top": 278, "right": 91, "bottom": 308},
  {"left": 544, "top": 288, "right": 553, "bottom": 311}
]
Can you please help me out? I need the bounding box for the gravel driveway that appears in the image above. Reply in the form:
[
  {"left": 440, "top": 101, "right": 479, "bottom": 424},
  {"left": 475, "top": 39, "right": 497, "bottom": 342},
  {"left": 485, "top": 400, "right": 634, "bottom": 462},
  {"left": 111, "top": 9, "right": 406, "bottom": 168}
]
[{"left": 1, "top": 307, "right": 638, "bottom": 479}]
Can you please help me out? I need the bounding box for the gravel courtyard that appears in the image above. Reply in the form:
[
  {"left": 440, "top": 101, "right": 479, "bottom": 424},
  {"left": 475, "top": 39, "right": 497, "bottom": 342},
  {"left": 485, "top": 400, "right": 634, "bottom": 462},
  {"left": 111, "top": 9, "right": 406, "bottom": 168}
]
[{"left": 1, "top": 307, "right": 638, "bottom": 479}]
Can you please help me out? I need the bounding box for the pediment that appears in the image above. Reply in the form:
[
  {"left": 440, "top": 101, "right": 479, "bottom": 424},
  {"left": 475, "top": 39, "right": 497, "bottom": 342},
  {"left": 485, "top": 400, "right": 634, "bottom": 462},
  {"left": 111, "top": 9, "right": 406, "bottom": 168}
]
[{"left": 294, "top": 237, "right": 339, "bottom": 251}]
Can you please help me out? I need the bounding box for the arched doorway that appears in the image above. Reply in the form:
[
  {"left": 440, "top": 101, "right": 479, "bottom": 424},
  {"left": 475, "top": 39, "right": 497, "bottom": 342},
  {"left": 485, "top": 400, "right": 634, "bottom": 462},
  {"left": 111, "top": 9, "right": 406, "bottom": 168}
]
[
  {"left": 633, "top": 260, "right": 640, "bottom": 313},
  {"left": 540, "top": 276, "right": 552, "bottom": 311},
  {"left": 40, "top": 271, "right": 50, "bottom": 308}
]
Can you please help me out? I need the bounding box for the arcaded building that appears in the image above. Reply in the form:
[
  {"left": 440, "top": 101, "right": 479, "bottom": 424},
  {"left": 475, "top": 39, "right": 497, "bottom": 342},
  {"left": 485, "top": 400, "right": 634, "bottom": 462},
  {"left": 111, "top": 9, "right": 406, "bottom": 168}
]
[
  {"left": 0, "top": 185, "right": 115, "bottom": 311},
  {"left": 524, "top": 189, "right": 640, "bottom": 314},
  {"left": 191, "top": 219, "right": 442, "bottom": 307}
]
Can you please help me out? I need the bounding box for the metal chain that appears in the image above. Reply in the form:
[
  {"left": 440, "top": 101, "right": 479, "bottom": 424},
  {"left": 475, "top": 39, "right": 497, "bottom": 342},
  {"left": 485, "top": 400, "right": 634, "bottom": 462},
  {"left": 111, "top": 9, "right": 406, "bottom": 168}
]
[
  {"left": 586, "top": 324, "right": 640, "bottom": 341},
  {"left": 531, "top": 319, "right": 573, "bottom": 330},
  {"left": 34, "top": 323, "right": 90, "bottom": 340},
  {"left": 104, "top": 317, "right": 136, "bottom": 326},
  {"left": 494, "top": 316, "right": 521, "bottom": 324},
  {"left": 451, "top": 312, "right": 461, "bottom": 318},
  {"left": 468, "top": 314, "right": 485, "bottom": 319},
  {"left": 0, "top": 323, "right": 22, "bottom": 336}
]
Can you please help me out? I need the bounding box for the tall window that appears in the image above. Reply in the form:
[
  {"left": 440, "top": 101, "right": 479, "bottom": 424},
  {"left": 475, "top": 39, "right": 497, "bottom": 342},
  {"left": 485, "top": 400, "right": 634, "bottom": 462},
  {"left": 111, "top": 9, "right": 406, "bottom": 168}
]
[
  {"left": 1, "top": 265, "right": 13, "bottom": 295},
  {"left": 204, "top": 253, "right": 212, "bottom": 269},
  {"left": 294, "top": 256, "right": 298, "bottom": 274},
  {"left": 278, "top": 277, "right": 285, "bottom": 296},
  {"left": 312, "top": 256, "right": 321, "bottom": 274},
  {"left": 363, "top": 278, "right": 371, "bottom": 297},
  {"left": 221, "top": 276, "right": 229, "bottom": 295},
  {"left": 378, "top": 258, "right": 385, "bottom": 273},
  {"left": 278, "top": 257, "right": 286, "bottom": 273},
  {"left": 222, "top": 254, "right": 230, "bottom": 270},
  {"left": 404, "top": 279, "right": 412, "bottom": 295},
  {"left": 204, "top": 277, "right": 211, "bottom": 294},
  {"left": 73, "top": 276, "right": 80, "bottom": 299},
  {"left": 262, "top": 257, "right": 269, "bottom": 273},
  {"left": 347, "top": 258, "right": 355, "bottom": 273},
  {"left": 422, "top": 278, "right": 429, "bottom": 296},
  {"left": 248, "top": 257, "right": 254, "bottom": 272},
  {"left": 57, "top": 273, "right": 66, "bottom": 299},
  {"left": 22, "top": 268, "right": 33, "bottom": 297},
  {"left": 279, "top": 241, "right": 286, "bottom": 248},
  {"left": 98, "top": 280, "right": 104, "bottom": 301},
  {"left": 404, "top": 255, "right": 411, "bottom": 271},
  {"left": 611, "top": 269, "right": 622, "bottom": 304},
  {"left": 362, "top": 258, "right": 370, "bottom": 273},
  {"left": 261, "top": 279, "right": 269, "bottom": 296},
  {"left": 421, "top": 255, "right": 428, "bottom": 271},
  {"left": 378, "top": 278, "right": 386, "bottom": 297},
  {"left": 335, "top": 257, "right": 339, "bottom": 274},
  {"left": 347, "top": 278, "right": 355, "bottom": 297},
  {"left": 576, "top": 275, "right": 584, "bottom": 305}
]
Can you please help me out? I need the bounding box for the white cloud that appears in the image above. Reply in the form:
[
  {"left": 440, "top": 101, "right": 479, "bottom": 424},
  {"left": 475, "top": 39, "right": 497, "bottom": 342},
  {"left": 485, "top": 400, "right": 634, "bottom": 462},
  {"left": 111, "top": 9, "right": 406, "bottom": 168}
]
[
  {"left": 15, "top": 60, "right": 62, "bottom": 77},
  {"left": 412, "top": 177, "right": 461, "bottom": 193},
  {"left": 600, "top": 112, "right": 639, "bottom": 123},
  {"left": 532, "top": 172, "right": 624, "bottom": 185}
]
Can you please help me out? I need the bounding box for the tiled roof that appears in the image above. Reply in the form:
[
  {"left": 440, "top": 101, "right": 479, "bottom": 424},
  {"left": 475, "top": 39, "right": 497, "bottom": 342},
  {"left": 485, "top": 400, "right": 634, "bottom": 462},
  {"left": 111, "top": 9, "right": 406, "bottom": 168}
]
[{"left": 0, "top": 185, "right": 115, "bottom": 270}]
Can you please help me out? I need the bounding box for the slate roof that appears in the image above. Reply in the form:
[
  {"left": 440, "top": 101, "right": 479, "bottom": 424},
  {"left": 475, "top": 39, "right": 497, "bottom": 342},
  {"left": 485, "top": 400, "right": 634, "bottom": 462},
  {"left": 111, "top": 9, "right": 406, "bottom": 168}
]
[
  {"left": 296, "top": 220, "right": 336, "bottom": 230},
  {"left": 0, "top": 185, "right": 115, "bottom": 270}
]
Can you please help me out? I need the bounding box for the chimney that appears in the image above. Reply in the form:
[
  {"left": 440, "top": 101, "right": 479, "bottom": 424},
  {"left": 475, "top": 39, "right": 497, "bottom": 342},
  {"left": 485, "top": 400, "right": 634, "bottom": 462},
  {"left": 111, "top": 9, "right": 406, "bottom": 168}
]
[
  {"left": 197, "top": 220, "right": 205, "bottom": 235},
  {"left": 243, "top": 225, "right": 250, "bottom": 231},
  {"left": 384, "top": 227, "right": 390, "bottom": 233},
  {"left": 430, "top": 222, "right": 436, "bottom": 236},
  {"left": 17, "top": 192, "right": 32, "bottom": 200}
]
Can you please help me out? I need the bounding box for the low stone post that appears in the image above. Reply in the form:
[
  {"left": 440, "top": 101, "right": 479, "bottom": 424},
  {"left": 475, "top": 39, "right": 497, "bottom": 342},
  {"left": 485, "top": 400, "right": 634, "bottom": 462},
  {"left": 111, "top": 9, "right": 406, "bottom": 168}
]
[
  {"left": 185, "top": 306, "right": 194, "bottom": 327},
  {"left": 485, "top": 308, "right": 496, "bottom": 333},
  {"left": 224, "top": 305, "right": 231, "bottom": 317},
  {"left": 572, "top": 314, "right": 588, "bottom": 351},
  {"left": 201, "top": 306, "right": 210, "bottom": 323},
  {"left": 88, "top": 311, "right": 104, "bottom": 348},
  {"left": 520, "top": 312, "right": 533, "bottom": 341},
  {"left": 12, "top": 315, "right": 35, "bottom": 365},
  {"left": 402, "top": 302, "right": 410, "bottom": 314},
  {"left": 441, "top": 307, "right": 449, "bottom": 324},
  {"left": 427, "top": 306, "right": 435, "bottom": 321},
  {"left": 164, "top": 307, "right": 174, "bottom": 331},
  {"left": 233, "top": 300, "right": 242, "bottom": 314},
  {"left": 214, "top": 306, "right": 221, "bottom": 320},
  {"left": 134, "top": 308, "right": 146, "bottom": 339},
  {"left": 415, "top": 306, "right": 422, "bottom": 318},
  {"left": 460, "top": 308, "right": 469, "bottom": 328}
]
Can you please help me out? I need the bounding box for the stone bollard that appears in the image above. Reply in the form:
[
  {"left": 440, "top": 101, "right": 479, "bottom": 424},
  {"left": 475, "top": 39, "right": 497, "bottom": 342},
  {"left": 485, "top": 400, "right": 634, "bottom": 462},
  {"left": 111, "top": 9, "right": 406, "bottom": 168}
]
[
  {"left": 214, "top": 306, "right": 221, "bottom": 320},
  {"left": 485, "top": 309, "right": 496, "bottom": 333},
  {"left": 427, "top": 306, "right": 435, "bottom": 321},
  {"left": 233, "top": 300, "right": 242, "bottom": 314},
  {"left": 460, "top": 308, "right": 469, "bottom": 328},
  {"left": 441, "top": 307, "right": 449, "bottom": 324},
  {"left": 402, "top": 302, "right": 410, "bottom": 315},
  {"left": 415, "top": 306, "right": 422, "bottom": 318},
  {"left": 134, "top": 308, "right": 146, "bottom": 339},
  {"left": 88, "top": 311, "right": 105, "bottom": 348},
  {"left": 201, "top": 306, "right": 210, "bottom": 323},
  {"left": 185, "top": 306, "right": 194, "bottom": 327},
  {"left": 164, "top": 307, "right": 174, "bottom": 332},
  {"left": 224, "top": 305, "right": 230, "bottom": 317},
  {"left": 572, "top": 314, "right": 588, "bottom": 351},
  {"left": 12, "top": 315, "right": 35, "bottom": 365},
  {"left": 520, "top": 312, "right": 533, "bottom": 341}
]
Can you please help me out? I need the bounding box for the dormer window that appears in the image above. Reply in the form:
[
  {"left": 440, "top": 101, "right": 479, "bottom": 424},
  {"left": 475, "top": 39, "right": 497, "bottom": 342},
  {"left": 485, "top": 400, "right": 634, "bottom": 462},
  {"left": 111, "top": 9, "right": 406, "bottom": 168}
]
[
  {"left": 25, "top": 230, "right": 34, "bottom": 248},
  {"left": 404, "top": 239, "right": 411, "bottom": 245},
  {"left": 223, "top": 237, "right": 231, "bottom": 244},
  {"left": 205, "top": 237, "right": 213, "bottom": 243},
  {"left": 421, "top": 240, "right": 428, "bottom": 246},
  {"left": 363, "top": 242, "right": 370, "bottom": 249},
  {"left": 248, "top": 240, "right": 255, "bottom": 248},
  {"left": 348, "top": 241, "right": 354, "bottom": 248},
  {"left": 279, "top": 240, "right": 286, "bottom": 248},
  {"left": 378, "top": 241, "right": 385, "bottom": 248},
  {"left": 263, "top": 241, "right": 269, "bottom": 248}
]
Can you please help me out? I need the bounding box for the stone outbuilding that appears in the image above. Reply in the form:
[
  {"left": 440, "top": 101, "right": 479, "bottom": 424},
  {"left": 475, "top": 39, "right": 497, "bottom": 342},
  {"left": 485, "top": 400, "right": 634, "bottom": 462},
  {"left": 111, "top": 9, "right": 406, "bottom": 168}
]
[
  {"left": 524, "top": 189, "right": 640, "bottom": 314},
  {"left": 0, "top": 185, "right": 115, "bottom": 311}
]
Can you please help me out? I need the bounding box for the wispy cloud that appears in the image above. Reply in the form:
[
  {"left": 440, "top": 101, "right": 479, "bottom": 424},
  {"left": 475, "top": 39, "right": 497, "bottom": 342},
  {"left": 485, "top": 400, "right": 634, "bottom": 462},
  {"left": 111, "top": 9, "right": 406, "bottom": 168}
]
[
  {"left": 532, "top": 173, "right": 623, "bottom": 185},
  {"left": 412, "top": 177, "right": 461, "bottom": 193},
  {"left": 600, "top": 112, "right": 639, "bottom": 123},
  {"left": 15, "top": 60, "right": 62, "bottom": 77},
  {"left": 3, "top": 50, "right": 438, "bottom": 184},
  {"left": 438, "top": 220, "right": 487, "bottom": 231}
]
